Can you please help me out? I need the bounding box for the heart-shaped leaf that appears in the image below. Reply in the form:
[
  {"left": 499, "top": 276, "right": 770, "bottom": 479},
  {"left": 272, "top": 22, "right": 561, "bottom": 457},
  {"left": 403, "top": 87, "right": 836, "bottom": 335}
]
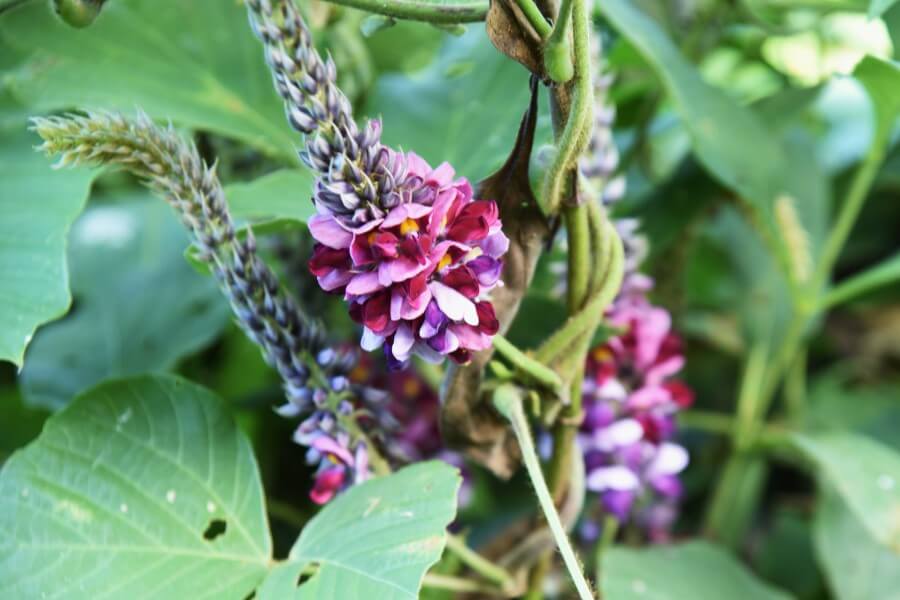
[{"left": 0, "top": 374, "right": 272, "bottom": 599}]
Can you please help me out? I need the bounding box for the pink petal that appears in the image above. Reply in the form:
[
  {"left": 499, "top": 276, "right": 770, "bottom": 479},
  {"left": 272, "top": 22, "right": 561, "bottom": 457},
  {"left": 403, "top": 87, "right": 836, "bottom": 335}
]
[
  {"left": 346, "top": 271, "right": 383, "bottom": 295},
  {"left": 308, "top": 214, "right": 353, "bottom": 249}
]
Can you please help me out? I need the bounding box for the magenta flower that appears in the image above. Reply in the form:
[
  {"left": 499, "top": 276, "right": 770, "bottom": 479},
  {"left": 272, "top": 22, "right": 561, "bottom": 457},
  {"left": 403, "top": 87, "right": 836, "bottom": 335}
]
[
  {"left": 308, "top": 152, "right": 507, "bottom": 368},
  {"left": 578, "top": 274, "right": 694, "bottom": 541}
]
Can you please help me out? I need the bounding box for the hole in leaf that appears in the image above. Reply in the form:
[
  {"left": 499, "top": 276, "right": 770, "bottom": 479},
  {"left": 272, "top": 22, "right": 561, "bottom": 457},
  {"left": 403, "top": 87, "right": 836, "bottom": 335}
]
[
  {"left": 296, "top": 563, "right": 319, "bottom": 587},
  {"left": 202, "top": 518, "right": 227, "bottom": 541}
]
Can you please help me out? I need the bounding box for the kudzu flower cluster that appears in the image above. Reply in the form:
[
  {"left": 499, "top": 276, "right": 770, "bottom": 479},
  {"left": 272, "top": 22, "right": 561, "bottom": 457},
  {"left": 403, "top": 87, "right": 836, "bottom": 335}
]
[
  {"left": 31, "top": 112, "right": 393, "bottom": 504},
  {"left": 247, "top": 0, "right": 508, "bottom": 369},
  {"left": 574, "top": 36, "right": 692, "bottom": 540}
]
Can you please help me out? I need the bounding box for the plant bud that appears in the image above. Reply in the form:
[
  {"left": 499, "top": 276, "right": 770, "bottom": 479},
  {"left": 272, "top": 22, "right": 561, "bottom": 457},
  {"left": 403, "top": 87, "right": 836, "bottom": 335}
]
[{"left": 52, "top": 0, "right": 106, "bottom": 28}]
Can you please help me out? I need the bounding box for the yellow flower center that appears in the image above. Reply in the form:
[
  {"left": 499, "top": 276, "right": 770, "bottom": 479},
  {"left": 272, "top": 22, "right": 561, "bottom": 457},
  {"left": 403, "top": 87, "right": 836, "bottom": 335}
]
[
  {"left": 438, "top": 253, "right": 452, "bottom": 271},
  {"left": 399, "top": 218, "right": 419, "bottom": 235}
]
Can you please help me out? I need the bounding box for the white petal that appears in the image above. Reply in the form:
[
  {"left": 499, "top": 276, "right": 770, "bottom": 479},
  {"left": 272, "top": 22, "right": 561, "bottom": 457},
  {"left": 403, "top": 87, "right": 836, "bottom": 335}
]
[
  {"left": 646, "top": 443, "right": 689, "bottom": 477},
  {"left": 430, "top": 281, "right": 478, "bottom": 325},
  {"left": 586, "top": 465, "right": 640, "bottom": 492},
  {"left": 360, "top": 327, "right": 384, "bottom": 352},
  {"left": 593, "top": 418, "right": 643, "bottom": 452},
  {"left": 392, "top": 324, "right": 415, "bottom": 361}
]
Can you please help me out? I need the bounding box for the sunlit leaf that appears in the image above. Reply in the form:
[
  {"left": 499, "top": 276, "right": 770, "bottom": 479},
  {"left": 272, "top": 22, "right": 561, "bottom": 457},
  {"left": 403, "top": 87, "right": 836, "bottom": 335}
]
[
  {"left": 256, "top": 461, "right": 460, "bottom": 600},
  {"left": 814, "top": 487, "right": 900, "bottom": 600},
  {"left": 793, "top": 432, "right": 900, "bottom": 551},
  {"left": 226, "top": 169, "right": 317, "bottom": 224},
  {"left": 0, "top": 374, "right": 272, "bottom": 599}
]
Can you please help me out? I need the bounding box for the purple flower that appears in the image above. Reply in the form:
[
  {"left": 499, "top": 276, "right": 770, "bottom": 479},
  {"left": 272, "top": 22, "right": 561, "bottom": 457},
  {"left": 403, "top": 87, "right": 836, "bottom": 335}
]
[
  {"left": 578, "top": 275, "right": 693, "bottom": 539},
  {"left": 309, "top": 152, "right": 507, "bottom": 368}
]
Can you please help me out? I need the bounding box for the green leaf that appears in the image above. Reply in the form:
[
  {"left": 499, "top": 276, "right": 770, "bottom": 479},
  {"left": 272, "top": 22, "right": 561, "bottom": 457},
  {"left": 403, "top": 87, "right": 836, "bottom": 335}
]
[
  {"left": 0, "top": 127, "right": 94, "bottom": 366},
  {"left": 257, "top": 461, "right": 461, "bottom": 600},
  {"left": 870, "top": 0, "right": 900, "bottom": 18},
  {"left": 226, "top": 169, "right": 317, "bottom": 224},
  {"left": 793, "top": 432, "right": 900, "bottom": 551},
  {"left": 600, "top": 0, "right": 786, "bottom": 226},
  {"left": 806, "top": 374, "right": 900, "bottom": 450},
  {"left": 0, "top": 374, "right": 272, "bottom": 599},
  {"left": 0, "top": 0, "right": 294, "bottom": 160},
  {"left": 19, "top": 198, "right": 231, "bottom": 410},
  {"left": 366, "top": 30, "right": 551, "bottom": 182},
  {"left": 853, "top": 56, "right": 900, "bottom": 147},
  {"left": 599, "top": 541, "right": 792, "bottom": 600},
  {"left": 814, "top": 487, "right": 900, "bottom": 600},
  {"left": 824, "top": 251, "right": 900, "bottom": 307}
]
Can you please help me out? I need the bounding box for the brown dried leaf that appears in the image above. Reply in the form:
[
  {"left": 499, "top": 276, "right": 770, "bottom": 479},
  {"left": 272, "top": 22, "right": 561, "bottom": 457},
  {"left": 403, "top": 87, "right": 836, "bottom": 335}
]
[
  {"left": 485, "top": 0, "right": 547, "bottom": 78},
  {"left": 440, "top": 77, "right": 551, "bottom": 478}
]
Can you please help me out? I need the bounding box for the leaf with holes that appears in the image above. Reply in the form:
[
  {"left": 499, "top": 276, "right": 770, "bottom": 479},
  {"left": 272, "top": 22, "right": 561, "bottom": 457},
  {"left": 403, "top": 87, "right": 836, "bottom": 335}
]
[
  {"left": 0, "top": 374, "right": 272, "bottom": 600},
  {"left": 0, "top": 127, "right": 94, "bottom": 367},
  {"left": 0, "top": 0, "right": 295, "bottom": 160},
  {"left": 19, "top": 198, "right": 231, "bottom": 410},
  {"left": 793, "top": 432, "right": 900, "bottom": 551},
  {"left": 599, "top": 541, "right": 792, "bottom": 600},
  {"left": 256, "top": 461, "right": 461, "bottom": 600}
]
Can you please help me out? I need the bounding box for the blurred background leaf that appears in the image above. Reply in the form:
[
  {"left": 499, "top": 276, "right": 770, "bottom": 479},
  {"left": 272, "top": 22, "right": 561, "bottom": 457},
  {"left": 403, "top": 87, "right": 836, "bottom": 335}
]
[{"left": 19, "top": 197, "right": 230, "bottom": 410}]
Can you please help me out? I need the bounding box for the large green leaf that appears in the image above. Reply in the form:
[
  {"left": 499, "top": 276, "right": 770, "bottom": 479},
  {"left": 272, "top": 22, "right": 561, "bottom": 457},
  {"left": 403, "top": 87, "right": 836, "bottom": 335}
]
[
  {"left": 806, "top": 374, "right": 900, "bottom": 449},
  {"left": 793, "top": 432, "right": 900, "bottom": 550},
  {"left": 257, "top": 461, "right": 461, "bottom": 600},
  {"left": 0, "top": 0, "right": 294, "bottom": 160},
  {"left": 814, "top": 488, "right": 900, "bottom": 600},
  {"left": 226, "top": 169, "right": 317, "bottom": 223},
  {"left": 0, "top": 374, "right": 272, "bottom": 599},
  {"left": 19, "top": 198, "right": 231, "bottom": 410},
  {"left": 600, "top": 0, "right": 786, "bottom": 225},
  {"left": 0, "top": 127, "right": 94, "bottom": 366},
  {"left": 853, "top": 56, "right": 900, "bottom": 147},
  {"left": 599, "top": 541, "right": 792, "bottom": 600},
  {"left": 367, "top": 30, "right": 551, "bottom": 182}
]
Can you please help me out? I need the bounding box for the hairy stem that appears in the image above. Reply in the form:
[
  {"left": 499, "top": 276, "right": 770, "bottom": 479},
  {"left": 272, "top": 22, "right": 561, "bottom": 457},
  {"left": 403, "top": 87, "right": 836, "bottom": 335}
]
[
  {"left": 539, "top": 0, "right": 593, "bottom": 215},
  {"left": 494, "top": 385, "right": 596, "bottom": 600},
  {"left": 321, "top": 0, "right": 489, "bottom": 22}
]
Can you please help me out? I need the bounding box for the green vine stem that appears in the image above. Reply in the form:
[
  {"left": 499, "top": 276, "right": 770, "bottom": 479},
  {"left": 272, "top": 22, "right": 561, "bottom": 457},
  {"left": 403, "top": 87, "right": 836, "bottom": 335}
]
[
  {"left": 515, "top": 0, "right": 553, "bottom": 38},
  {"left": 493, "top": 334, "right": 564, "bottom": 391},
  {"left": 493, "top": 384, "right": 596, "bottom": 600},
  {"left": 320, "top": 0, "right": 489, "bottom": 23},
  {"left": 446, "top": 533, "right": 518, "bottom": 592},
  {"left": 539, "top": 0, "right": 593, "bottom": 215},
  {"left": 811, "top": 140, "right": 887, "bottom": 298},
  {"left": 422, "top": 573, "right": 507, "bottom": 596},
  {"left": 544, "top": 0, "right": 574, "bottom": 82}
]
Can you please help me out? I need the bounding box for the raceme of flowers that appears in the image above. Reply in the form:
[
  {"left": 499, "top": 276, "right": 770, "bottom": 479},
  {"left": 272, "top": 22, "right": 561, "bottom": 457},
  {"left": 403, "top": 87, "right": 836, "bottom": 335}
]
[
  {"left": 579, "top": 273, "right": 693, "bottom": 540},
  {"left": 247, "top": 0, "right": 508, "bottom": 369},
  {"left": 308, "top": 153, "right": 507, "bottom": 369}
]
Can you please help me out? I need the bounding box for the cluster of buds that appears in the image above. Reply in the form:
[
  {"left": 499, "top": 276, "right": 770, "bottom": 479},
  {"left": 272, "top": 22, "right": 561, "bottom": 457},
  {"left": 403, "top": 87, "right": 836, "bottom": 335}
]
[
  {"left": 31, "top": 112, "right": 393, "bottom": 504},
  {"left": 579, "top": 274, "right": 693, "bottom": 540},
  {"left": 247, "top": 0, "right": 508, "bottom": 369}
]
